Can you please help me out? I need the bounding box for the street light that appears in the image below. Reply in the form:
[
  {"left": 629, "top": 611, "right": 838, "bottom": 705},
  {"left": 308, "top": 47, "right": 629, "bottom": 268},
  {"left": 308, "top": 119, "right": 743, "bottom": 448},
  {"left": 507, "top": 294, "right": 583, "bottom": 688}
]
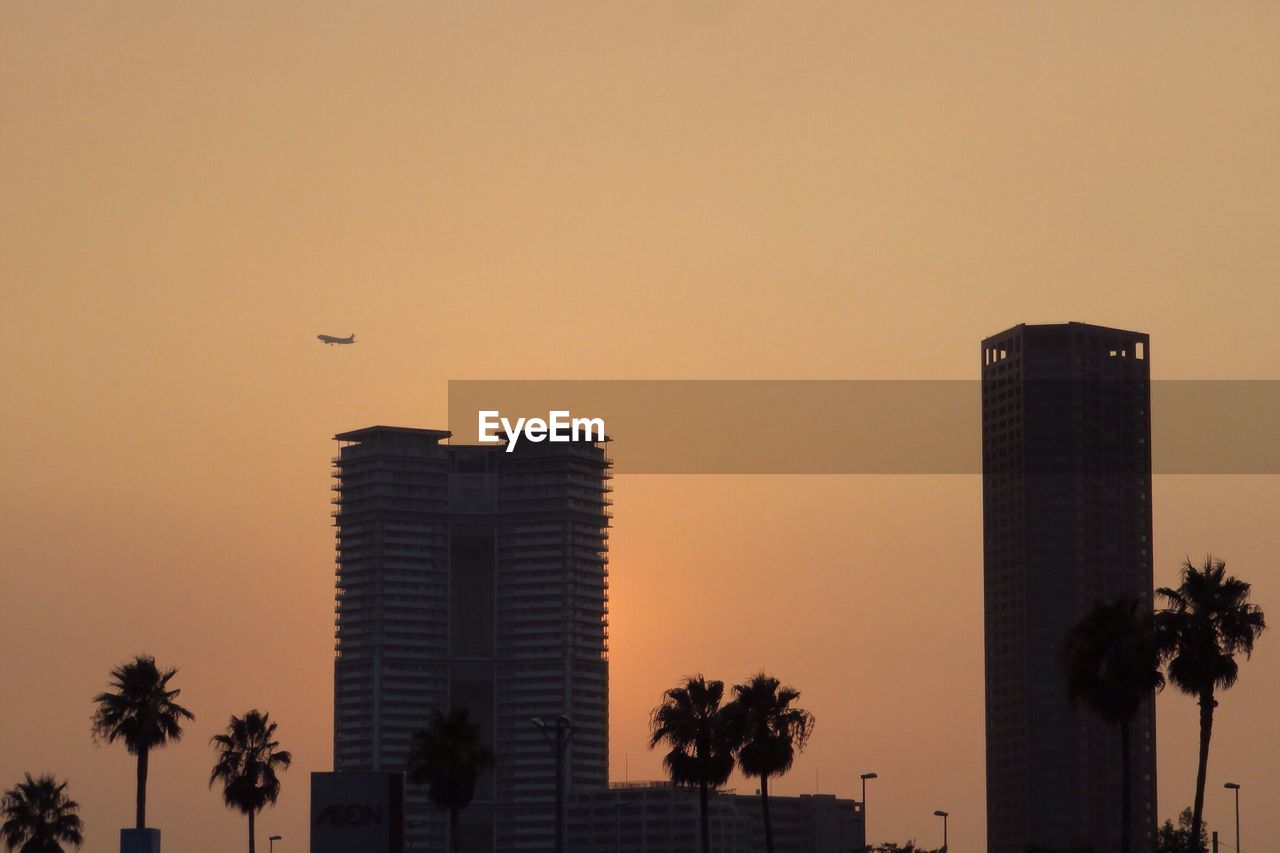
[
  {"left": 860, "top": 773, "right": 878, "bottom": 846},
  {"left": 533, "top": 715, "right": 575, "bottom": 853},
  {"left": 268, "top": 836, "right": 282, "bottom": 853},
  {"left": 1224, "top": 783, "right": 1240, "bottom": 853},
  {"left": 933, "top": 810, "right": 949, "bottom": 852}
]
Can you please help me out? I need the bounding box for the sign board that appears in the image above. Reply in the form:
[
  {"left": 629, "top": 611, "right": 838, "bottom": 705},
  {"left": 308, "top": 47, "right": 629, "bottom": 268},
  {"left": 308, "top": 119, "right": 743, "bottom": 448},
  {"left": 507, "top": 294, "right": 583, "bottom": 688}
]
[
  {"left": 310, "top": 772, "right": 405, "bottom": 853},
  {"left": 120, "top": 828, "right": 160, "bottom": 853}
]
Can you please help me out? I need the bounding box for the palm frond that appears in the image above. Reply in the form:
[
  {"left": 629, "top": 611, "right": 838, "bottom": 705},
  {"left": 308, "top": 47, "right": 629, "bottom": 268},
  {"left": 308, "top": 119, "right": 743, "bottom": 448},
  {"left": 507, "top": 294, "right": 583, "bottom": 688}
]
[
  {"left": 1156, "top": 556, "right": 1267, "bottom": 697},
  {"left": 90, "top": 656, "right": 194, "bottom": 754},
  {"left": 1063, "top": 597, "right": 1164, "bottom": 723},
  {"left": 208, "top": 710, "right": 291, "bottom": 817},
  {"left": 405, "top": 707, "right": 496, "bottom": 814},
  {"left": 1, "top": 773, "right": 84, "bottom": 851},
  {"left": 722, "top": 673, "right": 815, "bottom": 781},
  {"left": 648, "top": 676, "right": 736, "bottom": 789}
]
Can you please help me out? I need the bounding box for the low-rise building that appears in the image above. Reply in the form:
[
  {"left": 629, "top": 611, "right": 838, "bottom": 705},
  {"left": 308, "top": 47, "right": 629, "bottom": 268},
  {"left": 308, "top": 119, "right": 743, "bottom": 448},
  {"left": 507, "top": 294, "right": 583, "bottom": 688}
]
[{"left": 568, "top": 781, "right": 865, "bottom": 852}]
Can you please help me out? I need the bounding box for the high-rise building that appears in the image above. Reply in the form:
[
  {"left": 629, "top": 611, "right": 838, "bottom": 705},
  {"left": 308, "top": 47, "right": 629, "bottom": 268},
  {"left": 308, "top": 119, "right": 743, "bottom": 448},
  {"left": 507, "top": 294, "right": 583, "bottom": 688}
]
[
  {"left": 981, "top": 323, "right": 1157, "bottom": 853},
  {"left": 331, "top": 426, "right": 612, "bottom": 851}
]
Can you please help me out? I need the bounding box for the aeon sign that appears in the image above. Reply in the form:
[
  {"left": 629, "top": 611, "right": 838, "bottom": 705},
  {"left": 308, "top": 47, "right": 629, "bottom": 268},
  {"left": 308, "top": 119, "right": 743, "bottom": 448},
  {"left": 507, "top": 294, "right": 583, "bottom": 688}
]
[
  {"left": 310, "top": 772, "right": 404, "bottom": 853},
  {"left": 315, "top": 803, "right": 383, "bottom": 826}
]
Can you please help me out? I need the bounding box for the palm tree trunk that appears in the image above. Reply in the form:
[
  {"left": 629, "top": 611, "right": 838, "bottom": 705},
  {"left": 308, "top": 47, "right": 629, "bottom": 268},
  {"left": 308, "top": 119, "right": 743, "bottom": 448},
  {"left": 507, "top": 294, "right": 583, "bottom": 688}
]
[
  {"left": 248, "top": 808, "right": 256, "bottom": 853},
  {"left": 760, "top": 773, "right": 773, "bottom": 853},
  {"left": 699, "top": 780, "right": 710, "bottom": 853},
  {"left": 450, "top": 807, "right": 460, "bottom": 853},
  {"left": 135, "top": 745, "right": 149, "bottom": 829},
  {"left": 1190, "top": 690, "right": 1216, "bottom": 852},
  {"left": 1120, "top": 719, "right": 1131, "bottom": 853}
]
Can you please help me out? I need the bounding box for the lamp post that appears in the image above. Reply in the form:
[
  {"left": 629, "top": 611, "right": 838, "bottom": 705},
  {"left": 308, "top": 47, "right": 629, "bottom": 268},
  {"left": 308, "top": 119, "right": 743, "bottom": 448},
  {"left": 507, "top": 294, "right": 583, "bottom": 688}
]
[
  {"left": 1224, "top": 783, "right": 1240, "bottom": 853},
  {"left": 860, "top": 772, "right": 878, "bottom": 846},
  {"left": 533, "top": 714, "right": 575, "bottom": 853},
  {"left": 933, "top": 810, "right": 948, "bottom": 852},
  {"left": 268, "top": 836, "right": 282, "bottom": 853}
]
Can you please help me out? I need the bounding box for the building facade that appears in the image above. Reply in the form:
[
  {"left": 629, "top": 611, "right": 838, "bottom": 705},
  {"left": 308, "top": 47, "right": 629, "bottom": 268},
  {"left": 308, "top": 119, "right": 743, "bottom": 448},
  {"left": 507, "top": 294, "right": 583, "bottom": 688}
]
[
  {"left": 981, "top": 323, "right": 1157, "bottom": 852},
  {"left": 331, "top": 426, "right": 612, "bottom": 851},
  {"left": 568, "top": 782, "right": 865, "bottom": 853},
  {"left": 310, "top": 771, "right": 405, "bottom": 853}
]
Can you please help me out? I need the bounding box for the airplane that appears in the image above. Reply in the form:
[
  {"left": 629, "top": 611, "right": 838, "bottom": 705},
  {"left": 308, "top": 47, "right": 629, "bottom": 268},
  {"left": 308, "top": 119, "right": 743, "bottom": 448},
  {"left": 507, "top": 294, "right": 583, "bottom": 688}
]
[{"left": 317, "top": 332, "right": 357, "bottom": 345}]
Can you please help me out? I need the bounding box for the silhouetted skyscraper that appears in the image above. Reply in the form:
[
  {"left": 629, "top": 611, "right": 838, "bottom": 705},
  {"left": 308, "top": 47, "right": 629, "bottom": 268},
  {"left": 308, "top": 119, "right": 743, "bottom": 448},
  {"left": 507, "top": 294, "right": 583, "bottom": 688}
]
[
  {"left": 981, "top": 323, "right": 1157, "bottom": 853},
  {"left": 331, "top": 426, "right": 611, "bottom": 851}
]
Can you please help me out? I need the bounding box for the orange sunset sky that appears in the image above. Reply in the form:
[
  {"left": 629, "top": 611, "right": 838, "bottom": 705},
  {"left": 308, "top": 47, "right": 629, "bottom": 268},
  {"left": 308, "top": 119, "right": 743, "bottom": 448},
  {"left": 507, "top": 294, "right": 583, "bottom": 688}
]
[{"left": 2, "top": 3, "right": 1279, "bottom": 851}]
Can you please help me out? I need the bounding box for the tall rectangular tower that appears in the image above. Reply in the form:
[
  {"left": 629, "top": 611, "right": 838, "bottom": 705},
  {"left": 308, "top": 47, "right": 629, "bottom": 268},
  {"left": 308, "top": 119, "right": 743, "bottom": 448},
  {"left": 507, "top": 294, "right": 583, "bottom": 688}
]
[
  {"left": 981, "top": 323, "right": 1157, "bottom": 853},
  {"left": 331, "top": 426, "right": 612, "bottom": 852}
]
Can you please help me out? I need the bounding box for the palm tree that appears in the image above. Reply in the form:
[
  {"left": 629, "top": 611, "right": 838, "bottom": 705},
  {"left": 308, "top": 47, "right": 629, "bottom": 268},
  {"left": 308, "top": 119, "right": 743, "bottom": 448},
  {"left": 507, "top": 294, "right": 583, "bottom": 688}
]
[
  {"left": 722, "top": 673, "right": 814, "bottom": 853},
  {"left": 405, "top": 707, "right": 496, "bottom": 853},
  {"left": 1155, "top": 556, "right": 1266, "bottom": 849},
  {"left": 649, "top": 675, "right": 737, "bottom": 853},
  {"left": 1, "top": 773, "right": 84, "bottom": 853},
  {"left": 209, "top": 710, "right": 292, "bottom": 853},
  {"left": 90, "top": 655, "right": 194, "bottom": 829},
  {"left": 1062, "top": 597, "right": 1165, "bottom": 853}
]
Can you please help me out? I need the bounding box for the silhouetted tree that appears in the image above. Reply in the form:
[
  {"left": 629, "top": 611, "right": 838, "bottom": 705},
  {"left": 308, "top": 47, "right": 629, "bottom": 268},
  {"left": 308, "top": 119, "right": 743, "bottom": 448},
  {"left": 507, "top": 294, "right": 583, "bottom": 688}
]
[
  {"left": 1155, "top": 557, "right": 1266, "bottom": 849},
  {"left": 209, "top": 710, "right": 292, "bottom": 853},
  {"left": 1063, "top": 597, "right": 1164, "bottom": 853},
  {"left": 405, "top": 707, "right": 495, "bottom": 853},
  {"left": 1153, "top": 808, "right": 1208, "bottom": 853},
  {"left": 722, "top": 673, "right": 814, "bottom": 853},
  {"left": 649, "top": 675, "right": 736, "bottom": 853},
  {"left": 866, "top": 843, "right": 943, "bottom": 853},
  {"left": 1, "top": 773, "right": 84, "bottom": 853},
  {"left": 90, "top": 655, "right": 194, "bottom": 829}
]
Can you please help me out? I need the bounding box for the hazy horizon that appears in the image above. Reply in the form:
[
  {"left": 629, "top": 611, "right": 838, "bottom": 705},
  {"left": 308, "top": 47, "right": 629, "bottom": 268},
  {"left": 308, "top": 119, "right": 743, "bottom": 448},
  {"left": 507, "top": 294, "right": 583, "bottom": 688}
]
[{"left": 3, "top": 3, "right": 1279, "bottom": 850}]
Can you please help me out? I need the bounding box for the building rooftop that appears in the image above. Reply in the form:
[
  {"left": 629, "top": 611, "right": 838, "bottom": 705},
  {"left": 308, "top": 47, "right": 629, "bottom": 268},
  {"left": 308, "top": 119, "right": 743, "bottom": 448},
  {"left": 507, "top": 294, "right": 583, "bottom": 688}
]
[
  {"left": 982, "top": 321, "right": 1149, "bottom": 345},
  {"left": 333, "top": 425, "right": 453, "bottom": 442}
]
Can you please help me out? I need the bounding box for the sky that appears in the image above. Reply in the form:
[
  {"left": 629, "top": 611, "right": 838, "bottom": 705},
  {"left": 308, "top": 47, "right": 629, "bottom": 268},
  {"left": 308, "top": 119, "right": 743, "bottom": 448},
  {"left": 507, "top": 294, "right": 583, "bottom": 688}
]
[{"left": 2, "top": 2, "right": 1279, "bottom": 850}]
